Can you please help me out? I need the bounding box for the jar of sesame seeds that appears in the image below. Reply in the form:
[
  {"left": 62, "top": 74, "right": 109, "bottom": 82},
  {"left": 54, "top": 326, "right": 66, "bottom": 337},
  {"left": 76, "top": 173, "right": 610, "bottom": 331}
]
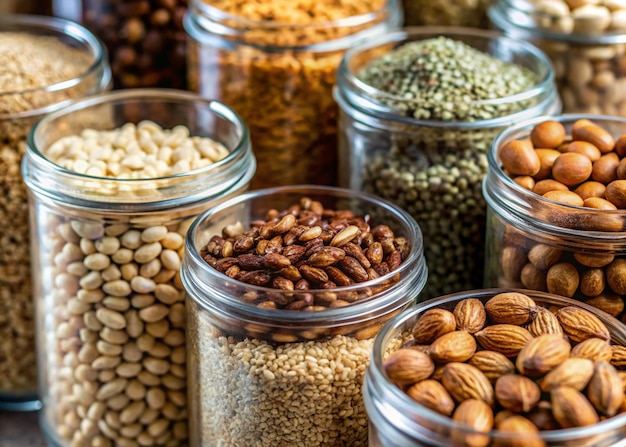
[
  {"left": 22, "top": 89, "right": 255, "bottom": 447},
  {"left": 181, "top": 185, "right": 428, "bottom": 447}
]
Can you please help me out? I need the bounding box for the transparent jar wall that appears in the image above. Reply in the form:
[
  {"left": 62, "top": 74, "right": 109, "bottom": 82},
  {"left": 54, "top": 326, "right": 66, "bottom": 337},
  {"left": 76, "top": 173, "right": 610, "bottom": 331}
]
[
  {"left": 365, "top": 288, "right": 626, "bottom": 447},
  {"left": 335, "top": 28, "right": 560, "bottom": 299},
  {"left": 489, "top": 0, "right": 626, "bottom": 116},
  {"left": 23, "top": 90, "right": 254, "bottom": 446},
  {"left": 0, "top": 14, "right": 110, "bottom": 410},
  {"left": 185, "top": 0, "right": 403, "bottom": 189},
  {"left": 402, "top": 0, "right": 492, "bottom": 27},
  {"left": 483, "top": 114, "right": 626, "bottom": 321},
  {"left": 53, "top": 0, "right": 188, "bottom": 89},
  {"left": 182, "top": 185, "right": 427, "bottom": 447}
]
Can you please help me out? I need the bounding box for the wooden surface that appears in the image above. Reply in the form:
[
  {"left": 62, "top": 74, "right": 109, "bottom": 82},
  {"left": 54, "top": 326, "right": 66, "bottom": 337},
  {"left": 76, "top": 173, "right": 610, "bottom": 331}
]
[{"left": 0, "top": 411, "right": 46, "bottom": 447}]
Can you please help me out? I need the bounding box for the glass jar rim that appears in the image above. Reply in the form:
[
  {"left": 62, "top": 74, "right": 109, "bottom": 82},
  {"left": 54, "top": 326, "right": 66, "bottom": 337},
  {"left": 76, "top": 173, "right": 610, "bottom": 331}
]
[
  {"left": 336, "top": 26, "right": 558, "bottom": 129},
  {"left": 0, "top": 14, "right": 109, "bottom": 119},
  {"left": 183, "top": 184, "right": 427, "bottom": 325},
  {"left": 369, "top": 287, "right": 626, "bottom": 444}
]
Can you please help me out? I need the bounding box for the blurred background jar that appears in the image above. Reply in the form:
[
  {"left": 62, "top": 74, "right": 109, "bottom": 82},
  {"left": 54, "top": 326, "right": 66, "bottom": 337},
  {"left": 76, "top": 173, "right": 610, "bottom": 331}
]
[
  {"left": 334, "top": 28, "right": 560, "bottom": 299},
  {"left": 403, "top": 0, "right": 491, "bottom": 28},
  {"left": 184, "top": 0, "right": 403, "bottom": 189},
  {"left": 490, "top": 0, "right": 626, "bottom": 116},
  {"left": 22, "top": 89, "right": 255, "bottom": 446},
  {"left": 182, "top": 185, "right": 427, "bottom": 447},
  {"left": 483, "top": 114, "right": 626, "bottom": 322},
  {"left": 0, "top": 14, "right": 111, "bottom": 411},
  {"left": 365, "top": 288, "right": 626, "bottom": 446},
  {"left": 0, "top": 0, "right": 51, "bottom": 14},
  {"left": 53, "top": 0, "right": 189, "bottom": 89}
]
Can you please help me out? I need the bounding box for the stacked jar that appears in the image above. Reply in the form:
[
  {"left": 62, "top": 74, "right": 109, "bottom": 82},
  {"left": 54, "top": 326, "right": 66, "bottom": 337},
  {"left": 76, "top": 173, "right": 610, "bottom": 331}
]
[
  {"left": 490, "top": 0, "right": 626, "bottom": 115},
  {"left": 182, "top": 185, "right": 427, "bottom": 447},
  {"left": 184, "top": 0, "right": 403, "bottom": 189},
  {"left": 22, "top": 89, "right": 255, "bottom": 446},
  {"left": 334, "top": 28, "right": 561, "bottom": 298},
  {"left": 0, "top": 14, "right": 111, "bottom": 411},
  {"left": 53, "top": 0, "right": 189, "bottom": 89}
]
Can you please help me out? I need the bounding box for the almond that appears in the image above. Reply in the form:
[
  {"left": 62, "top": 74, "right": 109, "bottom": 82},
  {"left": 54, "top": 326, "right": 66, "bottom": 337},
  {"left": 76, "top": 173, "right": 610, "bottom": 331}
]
[
  {"left": 454, "top": 298, "right": 486, "bottom": 334},
  {"left": 572, "top": 123, "right": 615, "bottom": 154},
  {"left": 611, "top": 345, "right": 626, "bottom": 368},
  {"left": 552, "top": 152, "right": 593, "bottom": 186},
  {"left": 501, "top": 246, "right": 527, "bottom": 283},
  {"left": 485, "top": 292, "right": 538, "bottom": 325},
  {"left": 406, "top": 379, "right": 455, "bottom": 416},
  {"left": 574, "top": 252, "right": 614, "bottom": 268},
  {"left": 606, "top": 258, "right": 626, "bottom": 294},
  {"left": 579, "top": 268, "right": 606, "bottom": 298},
  {"left": 383, "top": 348, "right": 435, "bottom": 387},
  {"left": 546, "top": 262, "right": 579, "bottom": 298},
  {"left": 584, "top": 292, "right": 624, "bottom": 317},
  {"left": 539, "top": 358, "right": 594, "bottom": 392},
  {"left": 526, "top": 401, "right": 559, "bottom": 431},
  {"left": 531, "top": 120, "right": 566, "bottom": 149},
  {"left": 442, "top": 362, "right": 494, "bottom": 406},
  {"left": 587, "top": 361, "right": 623, "bottom": 417},
  {"left": 412, "top": 308, "right": 457, "bottom": 344},
  {"left": 606, "top": 179, "right": 626, "bottom": 209},
  {"left": 451, "top": 399, "right": 494, "bottom": 447},
  {"left": 500, "top": 139, "right": 541, "bottom": 176},
  {"left": 516, "top": 334, "right": 570, "bottom": 376},
  {"left": 570, "top": 337, "right": 612, "bottom": 362},
  {"left": 495, "top": 374, "right": 541, "bottom": 413},
  {"left": 520, "top": 263, "right": 547, "bottom": 291},
  {"left": 475, "top": 324, "right": 534, "bottom": 358},
  {"left": 526, "top": 307, "right": 563, "bottom": 337},
  {"left": 493, "top": 415, "right": 545, "bottom": 447},
  {"left": 556, "top": 306, "right": 610, "bottom": 342},
  {"left": 551, "top": 386, "right": 599, "bottom": 428},
  {"left": 468, "top": 351, "right": 515, "bottom": 383},
  {"left": 429, "top": 331, "right": 477, "bottom": 364}
]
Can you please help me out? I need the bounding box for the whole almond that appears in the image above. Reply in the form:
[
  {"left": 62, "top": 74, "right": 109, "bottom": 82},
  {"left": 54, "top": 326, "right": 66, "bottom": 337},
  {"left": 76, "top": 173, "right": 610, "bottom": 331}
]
[
  {"left": 571, "top": 337, "right": 613, "bottom": 363},
  {"left": 606, "top": 258, "right": 626, "bottom": 294},
  {"left": 500, "top": 139, "right": 541, "bottom": 176},
  {"left": 546, "top": 263, "right": 580, "bottom": 298},
  {"left": 526, "top": 307, "right": 563, "bottom": 337},
  {"left": 412, "top": 308, "right": 457, "bottom": 344},
  {"left": 454, "top": 298, "right": 486, "bottom": 334},
  {"left": 495, "top": 374, "right": 541, "bottom": 413},
  {"left": 442, "top": 362, "right": 494, "bottom": 406},
  {"left": 501, "top": 246, "right": 527, "bottom": 283},
  {"left": 579, "top": 268, "right": 606, "bottom": 298},
  {"left": 526, "top": 401, "right": 559, "bottom": 431},
  {"left": 384, "top": 348, "right": 435, "bottom": 387},
  {"left": 611, "top": 345, "right": 626, "bottom": 368},
  {"left": 587, "top": 361, "right": 623, "bottom": 417},
  {"left": 606, "top": 179, "right": 626, "bottom": 209},
  {"left": 430, "top": 331, "right": 477, "bottom": 364},
  {"left": 534, "top": 148, "right": 561, "bottom": 180},
  {"left": 572, "top": 124, "right": 615, "bottom": 154},
  {"left": 584, "top": 292, "right": 624, "bottom": 317},
  {"left": 485, "top": 292, "right": 538, "bottom": 325},
  {"left": 552, "top": 152, "right": 593, "bottom": 186},
  {"left": 574, "top": 252, "right": 614, "bottom": 268},
  {"left": 516, "top": 334, "right": 571, "bottom": 376},
  {"left": 520, "top": 263, "right": 547, "bottom": 291},
  {"left": 551, "top": 386, "right": 599, "bottom": 428},
  {"left": 406, "top": 379, "right": 455, "bottom": 416},
  {"left": 556, "top": 306, "right": 610, "bottom": 342},
  {"left": 528, "top": 244, "right": 562, "bottom": 270},
  {"left": 469, "top": 351, "right": 515, "bottom": 383},
  {"left": 475, "top": 324, "right": 534, "bottom": 357},
  {"left": 531, "top": 120, "right": 566, "bottom": 149},
  {"left": 493, "top": 415, "right": 545, "bottom": 447},
  {"left": 451, "top": 399, "right": 494, "bottom": 447},
  {"left": 539, "top": 358, "right": 594, "bottom": 392}
]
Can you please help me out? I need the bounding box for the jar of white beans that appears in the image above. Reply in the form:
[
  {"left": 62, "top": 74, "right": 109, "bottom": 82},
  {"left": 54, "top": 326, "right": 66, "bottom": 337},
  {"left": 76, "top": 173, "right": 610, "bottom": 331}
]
[{"left": 22, "top": 89, "right": 255, "bottom": 447}]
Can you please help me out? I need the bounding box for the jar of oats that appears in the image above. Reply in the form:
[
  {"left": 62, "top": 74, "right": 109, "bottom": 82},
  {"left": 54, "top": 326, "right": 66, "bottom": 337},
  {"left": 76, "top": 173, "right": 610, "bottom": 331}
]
[
  {"left": 483, "top": 114, "right": 626, "bottom": 325},
  {"left": 365, "top": 288, "right": 626, "bottom": 446},
  {"left": 22, "top": 89, "right": 255, "bottom": 447},
  {"left": 181, "top": 185, "right": 427, "bottom": 447},
  {"left": 335, "top": 28, "right": 561, "bottom": 300},
  {"left": 0, "top": 14, "right": 110, "bottom": 411},
  {"left": 490, "top": 0, "right": 626, "bottom": 116},
  {"left": 184, "top": 0, "right": 403, "bottom": 189}
]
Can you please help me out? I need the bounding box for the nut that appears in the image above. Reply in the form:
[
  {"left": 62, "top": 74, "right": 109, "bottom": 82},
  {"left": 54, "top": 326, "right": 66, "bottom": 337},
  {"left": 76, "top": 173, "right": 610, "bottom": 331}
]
[
  {"left": 587, "top": 361, "right": 623, "bottom": 416},
  {"left": 515, "top": 334, "right": 571, "bottom": 376},
  {"left": 539, "top": 358, "right": 595, "bottom": 391},
  {"left": 453, "top": 298, "right": 486, "bottom": 334},
  {"left": 492, "top": 415, "right": 545, "bottom": 447},
  {"left": 451, "top": 399, "right": 494, "bottom": 447},
  {"left": 475, "top": 324, "right": 534, "bottom": 357},
  {"left": 526, "top": 307, "right": 563, "bottom": 337},
  {"left": 468, "top": 351, "right": 516, "bottom": 383},
  {"left": 555, "top": 306, "right": 611, "bottom": 342},
  {"left": 571, "top": 337, "right": 613, "bottom": 362},
  {"left": 495, "top": 374, "right": 541, "bottom": 413},
  {"left": 429, "top": 331, "right": 477, "bottom": 364},
  {"left": 551, "top": 386, "right": 600, "bottom": 428},
  {"left": 442, "top": 362, "right": 494, "bottom": 406},
  {"left": 384, "top": 349, "right": 435, "bottom": 387},
  {"left": 406, "top": 379, "right": 455, "bottom": 416},
  {"left": 413, "top": 308, "right": 457, "bottom": 344},
  {"left": 485, "top": 292, "right": 538, "bottom": 325}
]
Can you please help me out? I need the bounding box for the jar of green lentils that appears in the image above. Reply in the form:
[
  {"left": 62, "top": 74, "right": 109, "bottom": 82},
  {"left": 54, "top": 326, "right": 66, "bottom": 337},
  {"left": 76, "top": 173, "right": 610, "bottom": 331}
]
[{"left": 335, "top": 27, "right": 561, "bottom": 298}]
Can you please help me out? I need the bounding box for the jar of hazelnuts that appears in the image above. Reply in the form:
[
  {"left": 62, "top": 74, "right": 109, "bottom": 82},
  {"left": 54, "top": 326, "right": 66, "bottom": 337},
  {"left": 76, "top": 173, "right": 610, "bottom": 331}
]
[{"left": 483, "top": 114, "right": 626, "bottom": 323}]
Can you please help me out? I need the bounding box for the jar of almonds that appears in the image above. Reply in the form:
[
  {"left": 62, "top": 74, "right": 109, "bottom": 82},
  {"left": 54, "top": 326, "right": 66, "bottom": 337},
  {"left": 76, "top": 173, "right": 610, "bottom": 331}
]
[
  {"left": 22, "top": 89, "right": 255, "bottom": 447},
  {"left": 181, "top": 185, "right": 428, "bottom": 447},
  {"left": 483, "top": 115, "right": 626, "bottom": 323},
  {"left": 365, "top": 288, "right": 626, "bottom": 446}
]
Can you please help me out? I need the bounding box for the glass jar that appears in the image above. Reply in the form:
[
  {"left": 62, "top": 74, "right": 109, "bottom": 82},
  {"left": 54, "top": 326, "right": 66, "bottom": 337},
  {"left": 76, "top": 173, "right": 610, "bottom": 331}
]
[
  {"left": 182, "top": 185, "right": 428, "bottom": 447},
  {"left": 53, "top": 0, "right": 189, "bottom": 89},
  {"left": 22, "top": 89, "right": 255, "bottom": 446},
  {"left": 184, "top": 0, "right": 403, "bottom": 189},
  {"left": 402, "top": 0, "right": 491, "bottom": 28},
  {"left": 490, "top": 0, "right": 626, "bottom": 116},
  {"left": 365, "top": 288, "right": 626, "bottom": 446},
  {"left": 483, "top": 114, "right": 626, "bottom": 319},
  {"left": 0, "top": 14, "right": 111, "bottom": 411},
  {"left": 335, "top": 27, "right": 560, "bottom": 299}
]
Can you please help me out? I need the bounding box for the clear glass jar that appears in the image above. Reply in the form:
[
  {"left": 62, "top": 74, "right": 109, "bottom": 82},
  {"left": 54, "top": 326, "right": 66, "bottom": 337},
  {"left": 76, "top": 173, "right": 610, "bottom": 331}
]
[
  {"left": 365, "top": 288, "right": 626, "bottom": 446},
  {"left": 335, "top": 27, "right": 561, "bottom": 300},
  {"left": 483, "top": 114, "right": 626, "bottom": 319},
  {"left": 182, "top": 185, "right": 428, "bottom": 447},
  {"left": 0, "top": 14, "right": 111, "bottom": 411},
  {"left": 22, "top": 89, "right": 255, "bottom": 446},
  {"left": 184, "top": 0, "right": 403, "bottom": 189},
  {"left": 53, "top": 0, "right": 189, "bottom": 89},
  {"left": 490, "top": 0, "right": 626, "bottom": 115},
  {"left": 402, "top": 0, "right": 491, "bottom": 28}
]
